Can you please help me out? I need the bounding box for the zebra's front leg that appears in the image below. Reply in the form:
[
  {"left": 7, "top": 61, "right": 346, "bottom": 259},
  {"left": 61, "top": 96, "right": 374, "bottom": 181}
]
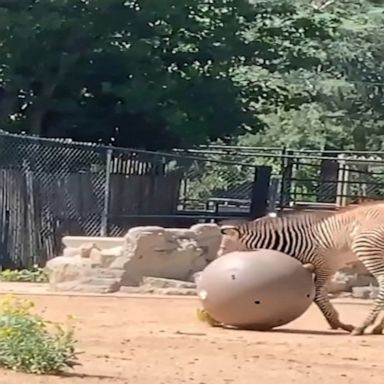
[
  {"left": 371, "top": 311, "right": 384, "bottom": 335},
  {"left": 370, "top": 278, "right": 384, "bottom": 334},
  {"left": 352, "top": 243, "right": 384, "bottom": 336},
  {"left": 313, "top": 270, "right": 354, "bottom": 333},
  {"left": 351, "top": 275, "right": 384, "bottom": 336}
]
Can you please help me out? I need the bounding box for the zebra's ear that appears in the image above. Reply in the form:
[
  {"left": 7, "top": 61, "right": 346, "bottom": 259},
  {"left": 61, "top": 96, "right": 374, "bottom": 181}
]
[{"left": 220, "top": 225, "right": 240, "bottom": 238}]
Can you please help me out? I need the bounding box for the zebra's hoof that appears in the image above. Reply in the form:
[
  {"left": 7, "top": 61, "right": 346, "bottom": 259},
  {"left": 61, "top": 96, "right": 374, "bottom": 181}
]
[
  {"left": 371, "top": 326, "right": 383, "bottom": 335},
  {"left": 351, "top": 327, "right": 365, "bottom": 336},
  {"left": 344, "top": 324, "right": 355, "bottom": 333},
  {"left": 336, "top": 322, "right": 354, "bottom": 333}
]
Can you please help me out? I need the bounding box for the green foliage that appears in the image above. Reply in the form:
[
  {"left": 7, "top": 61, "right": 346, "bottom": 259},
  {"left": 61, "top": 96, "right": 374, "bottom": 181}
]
[
  {"left": 0, "top": 0, "right": 382, "bottom": 155},
  {"left": 0, "top": 295, "right": 78, "bottom": 374},
  {"left": 0, "top": 266, "right": 48, "bottom": 283},
  {"left": 238, "top": 0, "right": 384, "bottom": 152},
  {"left": 183, "top": 158, "right": 255, "bottom": 207},
  {"left": 0, "top": 0, "right": 340, "bottom": 150}
]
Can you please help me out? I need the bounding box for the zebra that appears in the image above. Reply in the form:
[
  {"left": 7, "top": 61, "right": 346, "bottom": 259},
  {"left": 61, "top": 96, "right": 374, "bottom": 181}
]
[{"left": 217, "top": 202, "right": 384, "bottom": 336}]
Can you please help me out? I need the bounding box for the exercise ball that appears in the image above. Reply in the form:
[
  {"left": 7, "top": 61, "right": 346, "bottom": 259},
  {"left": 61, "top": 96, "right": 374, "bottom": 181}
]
[{"left": 196, "top": 249, "right": 315, "bottom": 330}]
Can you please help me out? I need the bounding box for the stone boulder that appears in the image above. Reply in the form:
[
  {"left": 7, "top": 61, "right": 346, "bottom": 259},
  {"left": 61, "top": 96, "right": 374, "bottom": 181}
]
[
  {"left": 45, "top": 223, "right": 380, "bottom": 297},
  {"left": 351, "top": 286, "right": 379, "bottom": 299},
  {"left": 45, "top": 224, "right": 222, "bottom": 293},
  {"left": 45, "top": 255, "right": 124, "bottom": 293},
  {"left": 328, "top": 269, "right": 377, "bottom": 294},
  {"left": 190, "top": 223, "right": 221, "bottom": 262},
  {"left": 111, "top": 226, "right": 207, "bottom": 286}
]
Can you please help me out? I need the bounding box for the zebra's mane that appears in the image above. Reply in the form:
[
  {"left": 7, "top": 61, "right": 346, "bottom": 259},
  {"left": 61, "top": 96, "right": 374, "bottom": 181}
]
[
  {"left": 221, "top": 202, "right": 384, "bottom": 235},
  {"left": 241, "top": 210, "right": 334, "bottom": 231}
]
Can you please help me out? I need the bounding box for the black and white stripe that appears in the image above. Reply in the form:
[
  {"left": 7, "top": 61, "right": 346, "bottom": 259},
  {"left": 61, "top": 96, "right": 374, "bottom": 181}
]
[{"left": 219, "top": 211, "right": 356, "bottom": 333}]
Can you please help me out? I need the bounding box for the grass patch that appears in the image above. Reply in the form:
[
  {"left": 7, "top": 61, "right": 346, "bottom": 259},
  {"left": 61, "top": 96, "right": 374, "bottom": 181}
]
[
  {"left": 0, "top": 266, "right": 48, "bottom": 283},
  {"left": 0, "top": 294, "right": 79, "bottom": 374}
]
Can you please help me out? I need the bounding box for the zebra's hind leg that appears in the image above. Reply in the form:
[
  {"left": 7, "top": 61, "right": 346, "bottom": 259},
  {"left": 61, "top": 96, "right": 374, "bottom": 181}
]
[
  {"left": 352, "top": 242, "right": 384, "bottom": 335},
  {"left": 313, "top": 269, "right": 354, "bottom": 333},
  {"left": 351, "top": 272, "right": 384, "bottom": 336},
  {"left": 371, "top": 311, "right": 384, "bottom": 335}
]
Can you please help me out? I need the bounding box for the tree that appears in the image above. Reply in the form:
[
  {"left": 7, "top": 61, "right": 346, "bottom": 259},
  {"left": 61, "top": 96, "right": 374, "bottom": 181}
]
[
  {"left": 0, "top": 0, "right": 339, "bottom": 149},
  {"left": 236, "top": 0, "right": 384, "bottom": 152}
]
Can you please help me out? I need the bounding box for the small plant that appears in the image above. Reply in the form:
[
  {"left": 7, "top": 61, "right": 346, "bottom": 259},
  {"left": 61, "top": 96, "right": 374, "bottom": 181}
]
[
  {"left": 0, "top": 265, "right": 48, "bottom": 283},
  {"left": 196, "top": 307, "right": 221, "bottom": 327},
  {"left": 0, "top": 294, "right": 79, "bottom": 374}
]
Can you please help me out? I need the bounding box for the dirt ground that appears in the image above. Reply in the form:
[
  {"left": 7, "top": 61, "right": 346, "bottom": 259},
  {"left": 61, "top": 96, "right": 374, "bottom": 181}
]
[{"left": 0, "top": 292, "right": 383, "bottom": 384}]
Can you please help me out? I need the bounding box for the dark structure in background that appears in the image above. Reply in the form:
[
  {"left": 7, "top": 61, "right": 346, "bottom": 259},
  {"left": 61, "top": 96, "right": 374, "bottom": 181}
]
[
  {"left": 194, "top": 145, "right": 384, "bottom": 212},
  {"left": 1, "top": 133, "right": 384, "bottom": 268},
  {"left": 0, "top": 133, "right": 270, "bottom": 268}
]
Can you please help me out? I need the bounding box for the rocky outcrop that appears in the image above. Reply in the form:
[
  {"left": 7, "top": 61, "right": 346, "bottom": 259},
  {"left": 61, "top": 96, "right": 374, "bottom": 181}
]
[
  {"left": 45, "top": 222, "right": 378, "bottom": 297},
  {"left": 328, "top": 269, "right": 377, "bottom": 294},
  {"left": 351, "top": 286, "right": 379, "bottom": 299},
  {"left": 45, "top": 224, "right": 221, "bottom": 293}
]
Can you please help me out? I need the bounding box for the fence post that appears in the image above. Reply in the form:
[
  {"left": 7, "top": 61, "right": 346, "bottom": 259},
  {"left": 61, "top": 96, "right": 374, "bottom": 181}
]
[
  {"left": 336, "top": 154, "right": 350, "bottom": 208},
  {"left": 0, "top": 210, "right": 10, "bottom": 270},
  {"left": 250, "top": 165, "right": 272, "bottom": 220},
  {"left": 268, "top": 177, "right": 279, "bottom": 213},
  {"left": 279, "top": 149, "right": 293, "bottom": 210},
  {"left": 100, "top": 148, "right": 113, "bottom": 236}
]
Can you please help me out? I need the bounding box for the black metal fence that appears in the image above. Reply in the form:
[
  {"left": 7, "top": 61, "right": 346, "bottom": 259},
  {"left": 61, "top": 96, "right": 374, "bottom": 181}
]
[
  {"left": 188, "top": 145, "right": 384, "bottom": 211},
  {"left": 2, "top": 132, "right": 384, "bottom": 268},
  {"left": 0, "top": 133, "right": 265, "bottom": 267}
]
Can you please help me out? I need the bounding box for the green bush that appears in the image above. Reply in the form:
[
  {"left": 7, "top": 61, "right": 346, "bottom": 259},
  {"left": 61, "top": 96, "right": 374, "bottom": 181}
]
[
  {"left": 0, "top": 295, "right": 79, "bottom": 374},
  {"left": 0, "top": 266, "right": 48, "bottom": 283}
]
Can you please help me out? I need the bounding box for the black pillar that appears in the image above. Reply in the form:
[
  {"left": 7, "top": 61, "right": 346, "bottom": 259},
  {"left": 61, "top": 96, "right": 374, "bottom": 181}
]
[{"left": 250, "top": 165, "right": 272, "bottom": 220}]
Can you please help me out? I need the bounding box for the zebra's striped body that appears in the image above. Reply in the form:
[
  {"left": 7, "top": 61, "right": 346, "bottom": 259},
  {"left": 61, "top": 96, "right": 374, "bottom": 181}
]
[{"left": 218, "top": 202, "right": 384, "bottom": 335}]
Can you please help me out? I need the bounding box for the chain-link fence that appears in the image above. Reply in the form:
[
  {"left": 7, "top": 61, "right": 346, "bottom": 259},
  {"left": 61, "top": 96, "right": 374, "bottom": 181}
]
[
  {"left": 0, "top": 133, "right": 261, "bottom": 267},
  {"left": 2, "top": 132, "right": 384, "bottom": 268},
  {"left": 98, "top": 146, "right": 264, "bottom": 236},
  {"left": 192, "top": 146, "right": 384, "bottom": 211},
  {"left": 0, "top": 134, "right": 108, "bottom": 268}
]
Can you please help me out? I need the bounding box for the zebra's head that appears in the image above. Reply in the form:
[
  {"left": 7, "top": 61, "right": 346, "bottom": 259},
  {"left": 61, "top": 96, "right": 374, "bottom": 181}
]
[{"left": 217, "top": 224, "right": 248, "bottom": 257}]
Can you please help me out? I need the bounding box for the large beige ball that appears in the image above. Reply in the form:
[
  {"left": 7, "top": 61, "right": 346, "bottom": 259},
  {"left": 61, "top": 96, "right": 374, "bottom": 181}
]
[{"left": 196, "top": 249, "right": 315, "bottom": 330}]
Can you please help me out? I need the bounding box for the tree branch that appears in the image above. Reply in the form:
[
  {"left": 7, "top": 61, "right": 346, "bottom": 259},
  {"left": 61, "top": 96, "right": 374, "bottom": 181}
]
[{"left": 311, "top": 0, "right": 335, "bottom": 11}]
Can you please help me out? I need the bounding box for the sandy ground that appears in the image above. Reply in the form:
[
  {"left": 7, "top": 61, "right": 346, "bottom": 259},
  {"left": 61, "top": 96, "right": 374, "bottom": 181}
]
[{"left": 0, "top": 288, "right": 383, "bottom": 384}]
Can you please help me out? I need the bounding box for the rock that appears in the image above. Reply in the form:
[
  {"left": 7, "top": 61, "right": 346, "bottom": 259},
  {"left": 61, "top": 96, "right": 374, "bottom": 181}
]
[
  {"left": 192, "top": 272, "right": 202, "bottom": 284},
  {"left": 114, "top": 226, "right": 206, "bottom": 286},
  {"left": 119, "top": 286, "right": 148, "bottom": 294},
  {"left": 45, "top": 256, "right": 123, "bottom": 293},
  {"left": 44, "top": 224, "right": 221, "bottom": 294},
  {"left": 62, "top": 236, "right": 124, "bottom": 250},
  {"left": 190, "top": 223, "right": 221, "bottom": 262},
  {"left": 161, "top": 288, "right": 197, "bottom": 296},
  {"left": 50, "top": 281, "right": 120, "bottom": 294},
  {"left": 328, "top": 271, "right": 377, "bottom": 293},
  {"left": 141, "top": 277, "right": 196, "bottom": 289},
  {"left": 352, "top": 286, "right": 379, "bottom": 299},
  {"left": 63, "top": 247, "right": 79, "bottom": 257},
  {"left": 79, "top": 243, "right": 101, "bottom": 258},
  {"left": 91, "top": 246, "right": 123, "bottom": 267},
  {"left": 45, "top": 256, "right": 95, "bottom": 284},
  {"left": 328, "top": 271, "right": 351, "bottom": 293},
  {"left": 95, "top": 268, "right": 125, "bottom": 280},
  {"left": 101, "top": 246, "right": 123, "bottom": 258}
]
